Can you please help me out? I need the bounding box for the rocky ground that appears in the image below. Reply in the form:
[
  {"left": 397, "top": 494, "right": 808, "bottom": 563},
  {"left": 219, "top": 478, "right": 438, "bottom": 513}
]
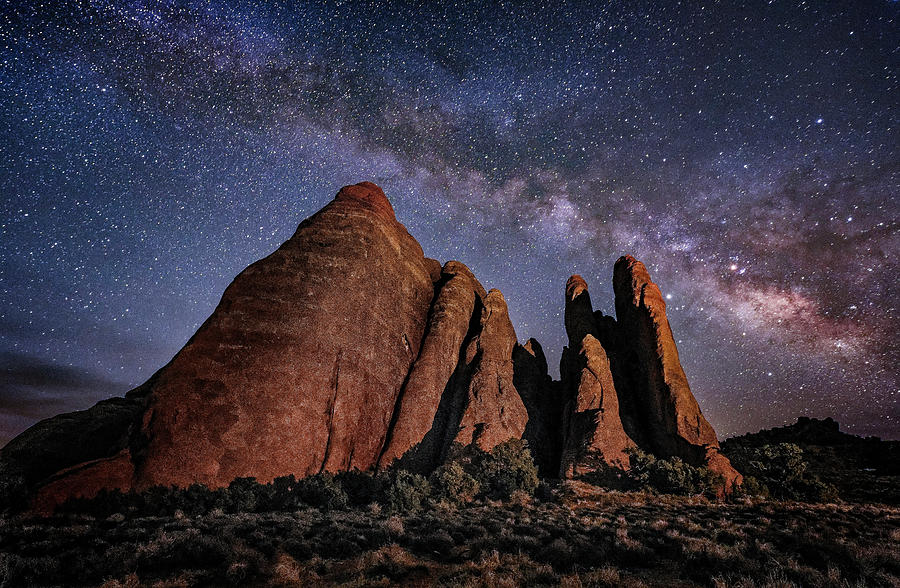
[{"left": 1, "top": 485, "right": 897, "bottom": 587}]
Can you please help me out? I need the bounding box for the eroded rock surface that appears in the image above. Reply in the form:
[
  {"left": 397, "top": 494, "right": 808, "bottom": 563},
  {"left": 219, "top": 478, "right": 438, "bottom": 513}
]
[
  {"left": 612, "top": 255, "right": 741, "bottom": 490},
  {"left": 1, "top": 185, "right": 743, "bottom": 512},
  {"left": 559, "top": 276, "right": 636, "bottom": 479},
  {"left": 377, "top": 261, "right": 486, "bottom": 470},
  {"left": 453, "top": 290, "right": 529, "bottom": 451}
]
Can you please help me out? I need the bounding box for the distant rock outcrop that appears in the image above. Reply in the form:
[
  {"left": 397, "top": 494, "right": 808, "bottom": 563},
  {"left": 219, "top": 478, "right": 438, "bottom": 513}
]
[
  {"left": 722, "top": 417, "right": 900, "bottom": 504},
  {"left": 0, "top": 182, "right": 741, "bottom": 512}
]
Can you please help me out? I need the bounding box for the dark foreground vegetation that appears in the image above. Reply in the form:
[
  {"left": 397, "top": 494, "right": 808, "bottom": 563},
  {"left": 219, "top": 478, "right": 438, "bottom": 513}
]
[
  {"left": 2, "top": 486, "right": 898, "bottom": 587},
  {"left": 722, "top": 417, "right": 900, "bottom": 505},
  {"left": 2, "top": 430, "right": 898, "bottom": 586}
]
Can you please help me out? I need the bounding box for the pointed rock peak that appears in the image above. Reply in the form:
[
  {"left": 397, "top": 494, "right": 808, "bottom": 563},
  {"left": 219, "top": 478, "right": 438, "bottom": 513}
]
[
  {"left": 565, "top": 274, "right": 590, "bottom": 299},
  {"left": 613, "top": 255, "right": 658, "bottom": 308},
  {"left": 565, "top": 274, "right": 598, "bottom": 345},
  {"left": 477, "top": 289, "right": 517, "bottom": 361},
  {"left": 443, "top": 260, "right": 477, "bottom": 280},
  {"left": 521, "top": 337, "right": 545, "bottom": 361},
  {"left": 515, "top": 337, "right": 549, "bottom": 377},
  {"left": 484, "top": 288, "right": 507, "bottom": 307},
  {"left": 333, "top": 181, "right": 396, "bottom": 221},
  {"left": 443, "top": 261, "right": 487, "bottom": 298}
]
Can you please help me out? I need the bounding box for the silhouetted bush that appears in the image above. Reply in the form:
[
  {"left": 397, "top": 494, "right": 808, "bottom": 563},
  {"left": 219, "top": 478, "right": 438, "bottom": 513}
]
[
  {"left": 726, "top": 443, "right": 839, "bottom": 502},
  {"left": 53, "top": 439, "right": 543, "bottom": 518},
  {"left": 226, "top": 477, "right": 263, "bottom": 512},
  {"left": 626, "top": 448, "right": 717, "bottom": 496},
  {"left": 386, "top": 470, "right": 430, "bottom": 513},
  {"left": 471, "top": 439, "right": 539, "bottom": 500},
  {"left": 266, "top": 475, "right": 302, "bottom": 511},
  {"left": 733, "top": 475, "right": 770, "bottom": 499},
  {"left": 336, "top": 469, "right": 385, "bottom": 507},
  {"left": 296, "top": 473, "right": 348, "bottom": 510},
  {"left": 430, "top": 461, "right": 480, "bottom": 506}
]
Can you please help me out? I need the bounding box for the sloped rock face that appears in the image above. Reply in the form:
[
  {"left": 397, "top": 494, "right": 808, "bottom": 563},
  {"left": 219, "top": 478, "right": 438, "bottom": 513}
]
[
  {"left": 612, "top": 255, "right": 741, "bottom": 490},
  {"left": 377, "top": 261, "right": 486, "bottom": 471},
  {"left": 0, "top": 389, "right": 149, "bottom": 512},
  {"left": 134, "top": 181, "right": 438, "bottom": 489},
  {"left": 452, "top": 290, "right": 529, "bottom": 450},
  {"left": 558, "top": 276, "right": 636, "bottom": 479}
]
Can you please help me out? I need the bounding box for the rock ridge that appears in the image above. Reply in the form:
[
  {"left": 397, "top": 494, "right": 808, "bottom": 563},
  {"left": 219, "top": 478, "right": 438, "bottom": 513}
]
[{"left": 0, "top": 182, "right": 740, "bottom": 512}]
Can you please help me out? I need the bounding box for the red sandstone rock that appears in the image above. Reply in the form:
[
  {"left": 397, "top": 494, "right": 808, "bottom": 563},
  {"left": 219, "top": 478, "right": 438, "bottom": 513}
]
[
  {"left": 377, "top": 261, "right": 486, "bottom": 470},
  {"left": 0, "top": 186, "right": 744, "bottom": 511},
  {"left": 613, "top": 255, "right": 741, "bottom": 490},
  {"left": 132, "top": 182, "right": 436, "bottom": 489},
  {"left": 453, "top": 290, "right": 528, "bottom": 450},
  {"left": 559, "top": 276, "right": 636, "bottom": 479},
  {"left": 8, "top": 183, "right": 439, "bottom": 510},
  {"left": 31, "top": 450, "right": 134, "bottom": 515}
]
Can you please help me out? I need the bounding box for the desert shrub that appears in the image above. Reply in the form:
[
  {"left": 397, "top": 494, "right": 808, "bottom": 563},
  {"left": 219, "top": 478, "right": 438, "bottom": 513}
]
[
  {"left": 386, "top": 470, "right": 430, "bottom": 513},
  {"left": 296, "top": 473, "right": 348, "bottom": 510},
  {"left": 140, "top": 485, "right": 183, "bottom": 516},
  {"left": 177, "top": 482, "right": 221, "bottom": 515},
  {"left": 734, "top": 475, "right": 770, "bottom": 499},
  {"left": 471, "top": 439, "right": 539, "bottom": 500},
  {"left": 430, "top": 461, "right": 480, "bottom": 506},
  {"left": 726, "top": 443, "right": 839, "bottom": 502},
  {"left": 626, "top": 448, "right": 716, "bottom": 496},
  {"left": 336, "top": 470, "right": 385, "bottom": 507},
  {"left": 225, "top": 477, "right": 263, "bottom": 512},
  {"left": 266, "top": 475, "right": 301, "bottom": 511}
]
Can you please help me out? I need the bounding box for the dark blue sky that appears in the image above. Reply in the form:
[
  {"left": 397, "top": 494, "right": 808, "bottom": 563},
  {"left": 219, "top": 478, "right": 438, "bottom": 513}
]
[{"left": 1, "top": 0, "right": 897, "bottom": 444}]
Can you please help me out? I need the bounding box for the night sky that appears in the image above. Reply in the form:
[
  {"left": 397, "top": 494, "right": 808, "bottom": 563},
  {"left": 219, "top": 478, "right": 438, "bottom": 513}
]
[{"left": 1, "top": 1, "right": 897, "bottom": 446}]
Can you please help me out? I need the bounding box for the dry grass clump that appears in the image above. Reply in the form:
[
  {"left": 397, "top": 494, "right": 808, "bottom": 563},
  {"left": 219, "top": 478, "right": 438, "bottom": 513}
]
[{"left": 0, "top": 492, "right": 897, "bottom": 586}]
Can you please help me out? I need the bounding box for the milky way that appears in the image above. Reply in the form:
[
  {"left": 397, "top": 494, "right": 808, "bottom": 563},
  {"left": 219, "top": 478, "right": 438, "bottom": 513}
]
[{"left": 1, "top": 1, "right": 897, "bottom": 444}]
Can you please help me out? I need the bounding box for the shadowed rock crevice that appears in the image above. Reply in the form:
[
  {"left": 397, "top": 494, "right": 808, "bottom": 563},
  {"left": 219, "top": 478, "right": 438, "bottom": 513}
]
[
  {"left": 512, "top": 339, "right": 563, "bottom": 478},
  {"left": 558, "top": 276, "right": 636, "bottom": 479},
  {"left": 389, "top": 295, "right": 486, "bottom": 474},
  {"left": 377, "top": 271, "right": 455, "bottom": 468},
  {"left": 377, "top": 261, "right": 489, "bottom": 471}
]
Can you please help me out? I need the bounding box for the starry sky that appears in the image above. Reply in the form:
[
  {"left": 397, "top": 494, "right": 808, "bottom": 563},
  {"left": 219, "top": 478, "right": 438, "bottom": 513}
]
[{"left": 1, "top": 0, "right": 897, "bottom": 446}]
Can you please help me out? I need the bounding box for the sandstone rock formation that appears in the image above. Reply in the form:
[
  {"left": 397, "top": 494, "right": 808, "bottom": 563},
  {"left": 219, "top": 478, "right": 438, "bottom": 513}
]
[
  {"left": 0, "top": 182, "right": 741, "bottom": 512},
  {"left": 377, "top": 261, "right": 486, "bottom": 471},
  {"left": 558, "top": 276, "right": 636, "bottom": 479},
  {"left": 131, "top": 182, "right": 438, "bottom": 491},
  {"left": 0, "top": 183, "right": 530, "bottom": 511},
  {"left": 611, "top": 256, "right": 741, "bottom": 490}
]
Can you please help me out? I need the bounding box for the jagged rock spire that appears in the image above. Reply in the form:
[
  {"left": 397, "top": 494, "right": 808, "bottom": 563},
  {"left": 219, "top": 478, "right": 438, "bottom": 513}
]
[
  {"left": 559, "top": 275, "right": 637, "bottom": 478},
  {"left": 613, "top": 255, "right": 741, "bottom": 490}
]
